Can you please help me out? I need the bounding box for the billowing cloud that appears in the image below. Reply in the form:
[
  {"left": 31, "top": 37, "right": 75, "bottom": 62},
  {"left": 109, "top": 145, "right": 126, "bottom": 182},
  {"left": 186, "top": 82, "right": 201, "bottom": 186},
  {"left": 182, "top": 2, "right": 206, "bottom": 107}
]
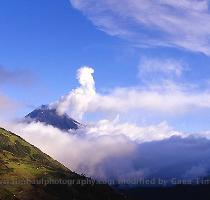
[
  {"left": 70, "top": 0, "right": 210, "bottom": 55},
  {"left": 54, "top": 66, "right": 210, "bottom": 119},
  {"left": 86, "top": 118, "right": 183, "bottom": 143},
  {"left": 4, "top": 120, "right": 210, "bottom": 182},
  {"left": 54, "top": 67, "right": 96, "bottom": 119},
  {"left": 6, "top": 121, "right": 136, "bottom": 180}
]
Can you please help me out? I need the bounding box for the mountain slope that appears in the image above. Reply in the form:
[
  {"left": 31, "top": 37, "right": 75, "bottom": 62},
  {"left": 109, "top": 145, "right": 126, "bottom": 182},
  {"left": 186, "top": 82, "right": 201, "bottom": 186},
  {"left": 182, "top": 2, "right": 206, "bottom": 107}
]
[
  {"left": 0, "top": 127, "right": 125, "bottom": 200},
  {"left": 25, "top": 105, "right": 80, "bottom": 131}
]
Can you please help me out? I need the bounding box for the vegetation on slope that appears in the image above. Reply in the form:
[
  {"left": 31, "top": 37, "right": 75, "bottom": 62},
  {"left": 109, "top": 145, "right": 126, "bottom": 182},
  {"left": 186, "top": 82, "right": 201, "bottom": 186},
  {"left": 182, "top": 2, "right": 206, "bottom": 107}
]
[{"left": 0, "top": 127, "right": 125, "bottom": 200}]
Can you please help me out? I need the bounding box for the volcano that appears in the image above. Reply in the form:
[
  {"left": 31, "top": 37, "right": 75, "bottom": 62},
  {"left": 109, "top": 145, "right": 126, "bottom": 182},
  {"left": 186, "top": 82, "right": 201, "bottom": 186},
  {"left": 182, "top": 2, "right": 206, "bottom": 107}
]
[{"left": 25, "top": 105, "right": 81, "bottom": 131}]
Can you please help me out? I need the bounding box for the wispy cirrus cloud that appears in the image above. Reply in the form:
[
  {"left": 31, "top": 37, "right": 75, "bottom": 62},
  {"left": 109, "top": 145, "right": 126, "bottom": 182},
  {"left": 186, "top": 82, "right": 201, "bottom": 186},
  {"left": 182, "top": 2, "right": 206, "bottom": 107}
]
[
  {"left": 70, "top": 0, "right": 210, "bottom": 55},
  {"left": 138, "top": 57, "right": 187, "bottom": 82}
]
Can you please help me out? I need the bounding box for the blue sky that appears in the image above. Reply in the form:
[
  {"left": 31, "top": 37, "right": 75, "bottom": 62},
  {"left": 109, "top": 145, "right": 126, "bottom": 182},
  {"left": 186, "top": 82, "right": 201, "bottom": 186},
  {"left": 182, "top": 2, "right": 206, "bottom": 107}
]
[
  {"left": 0, "top": 0, "right": 140, "bottom": 103},
  {"left": 1, "top": 0, "right": 210, "bottom": 132}
]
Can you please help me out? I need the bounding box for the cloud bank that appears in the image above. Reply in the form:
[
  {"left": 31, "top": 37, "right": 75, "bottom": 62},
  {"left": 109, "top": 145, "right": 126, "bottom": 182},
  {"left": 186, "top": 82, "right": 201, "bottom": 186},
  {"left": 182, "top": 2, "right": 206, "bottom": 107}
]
[
  {"left": 5, "top": 120, "right": 210, "bottom": 182},
  {"left": 70, "top": 0, "right": 210, "bottom": 55}
]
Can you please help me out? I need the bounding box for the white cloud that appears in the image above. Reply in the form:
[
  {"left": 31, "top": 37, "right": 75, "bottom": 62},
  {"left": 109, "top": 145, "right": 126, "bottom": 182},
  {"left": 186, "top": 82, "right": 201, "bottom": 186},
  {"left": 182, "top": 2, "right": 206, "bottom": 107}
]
[
  {"left": 54, "top": 66, "right": 96, "bottom": 119},
  {"left": 5, "top": 121, "right": 137, "bottom": 180},
  {"left": 70, "top": 0, "right": 210, "bottom": 55},
  {"left": 96, "top": 86, "right": 210, "bottom": 115},
  {"left": 54, "top": 66, "right": 210, "bottom": 119},
  {"left": 3, "top": 120, "right": 210, "bottom": 181},
  {"left": 86, "top": 118, "right": 183, "bottom": 143},
  {"left": 0, "top": 120, "right": 181, "bottom": 180}
]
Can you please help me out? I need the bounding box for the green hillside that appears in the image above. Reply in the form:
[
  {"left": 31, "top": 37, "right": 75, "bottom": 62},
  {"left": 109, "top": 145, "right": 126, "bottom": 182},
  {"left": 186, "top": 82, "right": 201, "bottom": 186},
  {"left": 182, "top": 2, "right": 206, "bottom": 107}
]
[{"left": 0, "top": 127, "right": 125, "bottom": 200}]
